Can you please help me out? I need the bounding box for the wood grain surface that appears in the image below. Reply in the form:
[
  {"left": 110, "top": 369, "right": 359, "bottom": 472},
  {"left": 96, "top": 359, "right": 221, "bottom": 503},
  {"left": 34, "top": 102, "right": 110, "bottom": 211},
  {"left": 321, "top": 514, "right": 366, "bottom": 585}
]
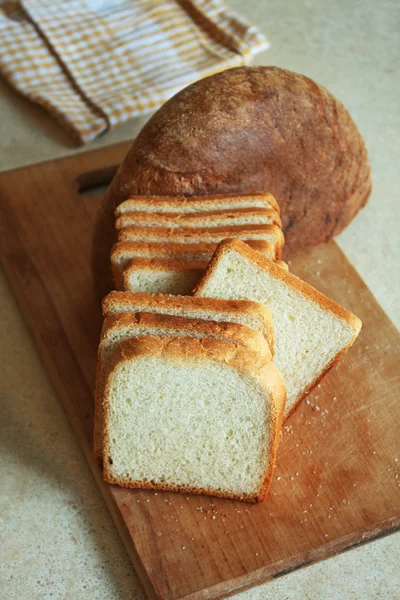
[{"left": 0, "top": 142, "right": 399, "bottom": 600}]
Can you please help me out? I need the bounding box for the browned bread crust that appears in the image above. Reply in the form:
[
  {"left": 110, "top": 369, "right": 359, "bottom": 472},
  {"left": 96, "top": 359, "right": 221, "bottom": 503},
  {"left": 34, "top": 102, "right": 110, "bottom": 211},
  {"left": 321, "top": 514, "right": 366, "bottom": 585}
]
[
  {"left": 117, "top": 224, "right": 284, "bottom": 257},
  {"left": 115, "top": 193, "right": 280, "bottom": 215},
  {"left": 275, "top": 261, "right": 289, "bottom": 271},
  {"left": 102, "top": 336, "right": 286, "bottom": 502},
  {"left": 101, "top": 290, "right": 273, "bottom": 341},
  {"left": 115, "top": 208, "right": 282, "bottom": 230},
  {"left": 102, "top": 311, "right": 272, "bottom": 356}
]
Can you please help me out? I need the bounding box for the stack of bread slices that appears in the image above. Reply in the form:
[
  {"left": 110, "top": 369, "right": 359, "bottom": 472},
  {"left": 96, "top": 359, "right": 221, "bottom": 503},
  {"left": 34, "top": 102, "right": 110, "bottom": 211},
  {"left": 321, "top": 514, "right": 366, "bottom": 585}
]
[
  {"left": 96, "top": 193, "right": 361, "bottom": 503},
  {"left": 111, "top": 193, "right": 286, "bottom": 294}
]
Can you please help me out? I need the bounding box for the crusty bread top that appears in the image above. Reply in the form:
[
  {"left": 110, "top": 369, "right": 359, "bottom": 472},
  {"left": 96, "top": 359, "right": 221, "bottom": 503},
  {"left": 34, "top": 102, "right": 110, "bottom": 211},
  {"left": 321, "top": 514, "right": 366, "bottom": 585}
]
[
  {"left": 104, "top": 67, "right": 370, "bottom": 255},
  {"left": 115, "top": 208, "right": 282, "bottom": 230},
  {"left": 104, "top": 335, "right": 278, "bottom": 385},
  {"left": 116, "top": 193, "right": 280, "bottom": 216},
  {"left": 101, "top": 290, "right": 273, "bottom": 343},
  {"left": 123, "top": 257, "right": 208, "bottom": 273},
  {"left": 194, "top": 239, "right": 362, "bottom": 333},
  {"left": 102, "top": 290, "right": 272, "bottom": 323},
  {"left": 111, "top": 240, "right": 276, "bottom": 262},
  {"left": 100, "top": 312, "right": 272, "bottom": 360}
]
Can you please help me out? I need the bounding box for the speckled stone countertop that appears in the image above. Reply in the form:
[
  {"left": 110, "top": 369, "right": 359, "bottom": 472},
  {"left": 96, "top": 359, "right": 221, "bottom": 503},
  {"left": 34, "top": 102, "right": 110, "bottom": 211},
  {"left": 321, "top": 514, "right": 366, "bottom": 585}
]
[{"left": 0, "top": 0, "right": 399, "bottom": 598}]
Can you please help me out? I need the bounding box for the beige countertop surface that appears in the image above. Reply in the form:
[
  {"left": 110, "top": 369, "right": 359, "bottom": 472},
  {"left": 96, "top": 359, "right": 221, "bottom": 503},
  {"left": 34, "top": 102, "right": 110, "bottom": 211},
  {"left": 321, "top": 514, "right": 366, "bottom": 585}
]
[{"left": 0, "top": 0, "right": 399, "bottom": 598}]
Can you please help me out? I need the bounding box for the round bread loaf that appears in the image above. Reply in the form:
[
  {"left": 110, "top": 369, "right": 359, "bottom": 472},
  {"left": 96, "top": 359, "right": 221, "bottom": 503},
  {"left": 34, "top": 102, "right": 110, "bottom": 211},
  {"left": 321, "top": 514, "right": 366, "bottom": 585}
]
[{"left": 93, "top": 66, "right": 371, "bottom": 295}]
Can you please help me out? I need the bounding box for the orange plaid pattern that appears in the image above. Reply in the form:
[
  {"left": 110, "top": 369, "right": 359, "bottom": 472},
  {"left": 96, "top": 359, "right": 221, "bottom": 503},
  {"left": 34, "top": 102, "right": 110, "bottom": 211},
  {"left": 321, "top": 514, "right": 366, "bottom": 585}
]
[{"left": 0, "top": 0, "right": 269, "bottom": 144}]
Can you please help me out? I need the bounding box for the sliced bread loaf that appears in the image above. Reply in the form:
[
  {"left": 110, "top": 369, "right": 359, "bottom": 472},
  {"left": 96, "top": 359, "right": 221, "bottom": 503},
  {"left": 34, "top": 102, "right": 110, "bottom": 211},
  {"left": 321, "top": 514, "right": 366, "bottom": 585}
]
[
  {"left": 193, "top": 239, "right": 362, "bottom": 417},
  {"left": 116, "top": 192, "right": 279, "bottom": 215},
  {"left": 94, "top": 312, "right": 273, "bottom": 460},
  {"left": 121, "top": 258, "right": 206, "bottom": 295},
  {"left": 115, "top": 208, "right": 281, "bottom": 230},
  {"left": 102, "top": 336, "right": 286, "bottom": 501},
  {"left": 117, "top": 224, "right": 284, "bottom": 258},
  {"left": 111, "top": 240, "right": 276, "bottom": 289},
  {"left": 102, "top": 291, "right": 274, "bottom": 346}
]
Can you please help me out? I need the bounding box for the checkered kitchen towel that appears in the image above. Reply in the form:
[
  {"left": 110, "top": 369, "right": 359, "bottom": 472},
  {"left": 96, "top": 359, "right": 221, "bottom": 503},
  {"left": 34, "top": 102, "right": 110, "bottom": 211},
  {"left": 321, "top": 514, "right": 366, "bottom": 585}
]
[{"left": 0, "top": 0, "right": 269, "bottom": 144}]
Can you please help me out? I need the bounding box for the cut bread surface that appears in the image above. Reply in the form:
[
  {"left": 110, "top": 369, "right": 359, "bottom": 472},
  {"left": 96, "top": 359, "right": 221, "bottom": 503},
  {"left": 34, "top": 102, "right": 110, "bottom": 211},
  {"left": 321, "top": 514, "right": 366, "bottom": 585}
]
[
  {"left": 116, "top": 193, "right": 280, "bottom": 215},
  {"left": 93, "top": 312, "right": 272, "bottom": 461},
  {"left": 102, "top": 291, "right": 274, "bottom": 345},
  {"left": 115, "top": 208, "right": 281, "bottom": 230},
  {"left": 121, "top": 257, "right": 289, "bottom": 295},
  {"left": 102, "top": 336, "right": 285, "bottom": 501},
  {"left": 111, "top": 240, "right": 276, "bottom": 288},
  {"left": 194, "top": 240, "right": 361, "bottom": 416},
  {"left": 117, "top": 225, "right": 284, "bottom": 258},
  {"left": 122, "top": 258, "right": 205, "bottom": 295}
]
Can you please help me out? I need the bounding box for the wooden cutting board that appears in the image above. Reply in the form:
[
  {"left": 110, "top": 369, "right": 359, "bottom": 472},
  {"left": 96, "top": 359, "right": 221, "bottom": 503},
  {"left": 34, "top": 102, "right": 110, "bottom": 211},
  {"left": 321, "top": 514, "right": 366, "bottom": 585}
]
[{"left": 0, "top": 142, "right": 399, "bottom": 600}]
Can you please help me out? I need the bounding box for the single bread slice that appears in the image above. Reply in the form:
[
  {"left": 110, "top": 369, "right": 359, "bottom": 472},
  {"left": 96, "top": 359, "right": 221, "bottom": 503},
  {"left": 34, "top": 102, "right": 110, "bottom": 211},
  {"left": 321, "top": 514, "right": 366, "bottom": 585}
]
[
  {"left": 118, "top": 225, "right": 284, "bottom": 258},
  {"left": 115, "top": 208, "right": 281, "bottom": 230},
  {"left": 102, "top": 291, "right": 274, "bottom": 347},
  {"left": 94, "top": 312, "right": 272, "bottom": 460},
  {"left": 121, "top": 258, "right": 206, "bottom": 295},
  {"left": 111, "top": 240, "right": 276, "bottom": 289},
  {"left": 102, "top": 336, "right": 286, "bottom": 502},
  {"left": 116, "top": 192, "right": 280, "bottom": 215},
  {"left": 193, "top": 239, "right": 362, "bottom": 417}
]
